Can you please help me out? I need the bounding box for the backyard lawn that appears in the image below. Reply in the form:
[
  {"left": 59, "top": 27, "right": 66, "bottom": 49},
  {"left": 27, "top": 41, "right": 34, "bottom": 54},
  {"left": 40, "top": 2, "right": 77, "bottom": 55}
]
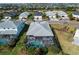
[
  {"left": 0, "top": 46, "right": 12, "bottom": 55},
  {"left": 11, "top": 32, "right": 27, "bottom": 55},
  {"left": 11, "top": 24, "right": 29, "bottom": 55},
  {"left": 50, "top": 24, "right": 79, "bottom": 55},
  {"left": 47, "top": 45, "right": 60, "bottom": 55}
]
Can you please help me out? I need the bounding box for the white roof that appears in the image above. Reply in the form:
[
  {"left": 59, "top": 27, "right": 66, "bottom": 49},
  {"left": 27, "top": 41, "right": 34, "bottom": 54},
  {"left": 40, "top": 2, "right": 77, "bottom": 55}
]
[
  {"left": 57, "top": 11, "right": 67, "bottom": 16},
  {"left": 26, "top": 21, "right": 54, "bottom": 36},
  {"left": 45, "top": 11, "right": 56, "bottom": 16},
  {"left": 19, "top": 12, "right": 29, "bottom": 19}
]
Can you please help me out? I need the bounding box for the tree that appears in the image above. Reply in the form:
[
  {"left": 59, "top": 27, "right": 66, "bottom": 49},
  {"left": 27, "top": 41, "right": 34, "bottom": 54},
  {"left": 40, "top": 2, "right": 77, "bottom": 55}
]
[
  {"left": 66, "top": 7, "right": 75, "bottom": 11},
  {"left": 20, "top": 5, "right": 27, "bottom": 12},
  {"left": 0, "top": 13, "right": 3, "bottom": 20},
  {"left": 35, "top": 47, "right": 48, "bottom": 55},
  {"left": 69, "top": 13, "right": 75, "bottom": 20}
]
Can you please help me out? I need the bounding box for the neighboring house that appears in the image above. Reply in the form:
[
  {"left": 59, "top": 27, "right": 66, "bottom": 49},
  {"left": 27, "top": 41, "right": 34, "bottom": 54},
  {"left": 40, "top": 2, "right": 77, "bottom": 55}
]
[
  {"left": 3, "top": 12, "right": 17, "bottom": 18},
  {"left": 57, "top": 11, "right": 68, "bottom": 17},
  {"left": 72, "top": 28, "right": 79, "bottom": 45},
  {"left": 72, "top": 12, "right": 79, "bottom": 19},
  {"left": 45, "top": 11, "right": 69, "bottom": 21},
  {"left": 45, "top": 11, "right": 56, "bottom": 17},
  {"left": 45, "top": 11, "right": 58, "bottom": 21},
  {"left": 0, "top": 17, "right": 25, "bottom": 45},
  {"left": 19, "top": 12, "right": 29, "bottom": 21},
  {"left": 34, "top": 11, "right": 42, "bottom": 21},
  {"left": 2, "top": 16, "right": 11, "bottom": 21},
  {"left": 26, "top": 21, "right": 54, "bottom": 48},
  {"left": 57, "top": 11, "right": 69, "bottom": 20}
]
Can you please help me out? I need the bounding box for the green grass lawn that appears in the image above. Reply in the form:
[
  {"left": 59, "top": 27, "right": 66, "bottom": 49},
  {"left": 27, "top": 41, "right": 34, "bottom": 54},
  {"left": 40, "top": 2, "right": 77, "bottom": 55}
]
[
  {"left": 11, "top": 33, "right": 27, "bottom": 55},
  {"left": 0, "top": 46, "right": 12, "bottom": 55},
  {"left": 11, "top": 24, "right": 29, "bottom": 55},
  {"left": 50, "top": 24, "right": 79, "bottom": 55},
  {"left": 47, "top": 45, "right": 60, "bottom": 55}
]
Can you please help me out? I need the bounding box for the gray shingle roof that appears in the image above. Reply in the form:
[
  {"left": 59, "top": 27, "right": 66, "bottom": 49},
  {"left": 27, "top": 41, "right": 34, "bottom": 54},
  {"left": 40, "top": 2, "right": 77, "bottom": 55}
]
[
  {"left": 34, "top": 11, "right": 42, "bottom": 16},
  {"left": 0, "top": 19, "right": 17, "bottom": 35},
  {"left": 19, "top": 12, "right": 29, "bottom": 19},
  {"left": 45, "top": 11, "right": 56, "bottom": 16},
  {"left": 58, "top": 11, "right": 67, "bottom": 16},
  {"left": 73, "top": 12, "right": 79, "bottom": 15},
  {"left": 26, "top": 21, "right": 54, "bottom": 36},
  {"left": 0, "top": 20, "right": 16, "bottom": 29}
]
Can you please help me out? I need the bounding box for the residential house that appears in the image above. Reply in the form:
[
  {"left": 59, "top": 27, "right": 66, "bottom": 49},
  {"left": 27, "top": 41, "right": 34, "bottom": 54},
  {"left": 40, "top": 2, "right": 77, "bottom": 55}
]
[
  {"left": 45, "top": 11, "right": 58, "bottom": 21},
  {"left": 3, "top": 11, "right": 17, "bottom": 18},
  {"left": 72, "top": 12, "right": 79, "bottom": 20},
  {"left": 19, "top": 12, "right": 29, "bottom": 21},
  {"left": 0, "top": 17, "right": 25, "bottom": 45},
  {"left": 57, "top": 11, "right": 69, "bottom": 20},
  {"left": 34, "top": 11, "right": 42, "bottom": 21},
  {"left": 2, "top": 16, "right": 11, "bottom": 21},
  {"left": 57, "top": 11, "right": 68, "bottom": 17},
  {"left": 26, "top": 21, "right": 54, "bottom": 48}
]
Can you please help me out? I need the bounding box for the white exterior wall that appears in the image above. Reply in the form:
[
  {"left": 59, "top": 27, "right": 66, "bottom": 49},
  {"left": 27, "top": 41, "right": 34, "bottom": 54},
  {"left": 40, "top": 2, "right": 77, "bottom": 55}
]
[
  {"left": 0, "top": 28, "right": 17, "bottom": 34},
  {"left": 59, "top": 15, "right": 68, "bottom": 18},
  {"left": 62, "top": 16, "right": 69, "bottom": 20},
  {"left": 64, "top": 15, "right": 68, "bottom": 17},
  {"left": 49, "top": 16, "right": 53, "bottom": 21},
  {"left": 48, "top": 15, "right": 56, "bottom": 18},
  {"left": 53, "top": 16, "right": 56, "bottom": 18},
  {"left": 19, "top": 18, "right": 26, "bottom": 22},
  {"left": 73, "top": 29, "right": 79, "bottom": 40},
  {"left": 72, "top": 29, "right": 79, "bottom": 45},
  {"left": 49, "top": 16, "right": 58, "bottom": 21},
  {"left": 34, "top": 16, "right": 42, "bottom": 21},
  {"left": 19, "top": 16, "right": 27, "bottom": 19},
  {"left": 4, "top": 16, "right": 11, "bottom": 20},
  {"left": 49, "top": 16, "right": 52, "bottom": 18}
]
